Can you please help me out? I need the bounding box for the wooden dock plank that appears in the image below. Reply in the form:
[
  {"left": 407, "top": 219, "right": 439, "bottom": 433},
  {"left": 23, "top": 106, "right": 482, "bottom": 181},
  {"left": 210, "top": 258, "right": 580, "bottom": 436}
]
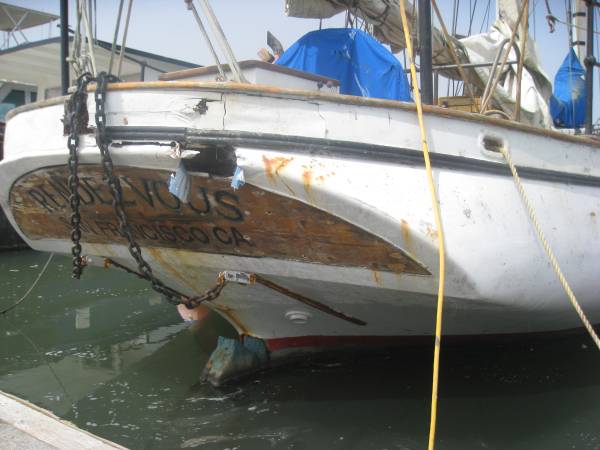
[{"left": 0, "top": 391, "right": 126, "bottom": 450}]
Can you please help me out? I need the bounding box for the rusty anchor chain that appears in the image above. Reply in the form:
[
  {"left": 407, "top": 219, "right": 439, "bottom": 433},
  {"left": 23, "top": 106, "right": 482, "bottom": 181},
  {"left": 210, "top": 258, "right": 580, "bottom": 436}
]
[
  {"left": 66, "top": 74, "right": 365, "bottom": 326},
  {"left": 67, "top": 72, "right": 94, "bottom": 279},
  {"left": 104, "top": 258, "right": 228, "bottom": 308},
  {"left": 66, "top": 72, "right": 225, "bottom": 308}
]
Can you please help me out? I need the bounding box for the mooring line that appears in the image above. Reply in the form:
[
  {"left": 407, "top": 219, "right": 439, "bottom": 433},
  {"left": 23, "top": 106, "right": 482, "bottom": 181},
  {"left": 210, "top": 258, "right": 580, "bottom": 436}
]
[
  {"left": 0, "top": 317, "right": 76, "bottom": 416},
  {"left": 398, "top": 2, "right": 447, "bottom": 449},
  {"left": 500, "top": 146, "right": 600, "bottom": 350},
  {"left": 0, "top": 253, "right": 54, "bottom": 316},
  {"left": 0, "top": 252, "right": 75, "bottom": 416}
]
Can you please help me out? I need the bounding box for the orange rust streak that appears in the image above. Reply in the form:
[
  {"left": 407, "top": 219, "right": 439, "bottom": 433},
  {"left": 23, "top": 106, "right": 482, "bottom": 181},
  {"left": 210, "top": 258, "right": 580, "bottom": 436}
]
[
  {"left": 215, "top": 306, "right": 251, "bottom": 335},
  {"left": 262, "top": 155, "right": 294, "bottom": 185},
  {"left": 146, "top": 247, "right": 200, "bottom": 294},
  {"left": 425, "top": 226, "right": 439, "bottom": 240},
  {"left": 302, "top": 168, "right": 312, "bottom": 199},
  {"left": 400, "top": 219, "right": 414, "bottom": 254},
  {"left": 372, "top": 266, "right": 381, "bottom": 284}
]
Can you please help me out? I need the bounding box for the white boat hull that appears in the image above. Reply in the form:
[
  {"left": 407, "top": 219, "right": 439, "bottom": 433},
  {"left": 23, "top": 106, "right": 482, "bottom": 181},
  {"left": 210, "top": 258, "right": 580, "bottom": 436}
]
[{"left": 2, "top": 82, "right": 599, "bottom": 358}]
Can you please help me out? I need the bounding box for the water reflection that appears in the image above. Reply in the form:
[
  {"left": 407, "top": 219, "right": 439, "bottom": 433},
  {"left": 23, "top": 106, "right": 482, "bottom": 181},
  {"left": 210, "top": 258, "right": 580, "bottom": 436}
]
[{"left": 0, "top": 250, "right": 599, "bottom": 450}]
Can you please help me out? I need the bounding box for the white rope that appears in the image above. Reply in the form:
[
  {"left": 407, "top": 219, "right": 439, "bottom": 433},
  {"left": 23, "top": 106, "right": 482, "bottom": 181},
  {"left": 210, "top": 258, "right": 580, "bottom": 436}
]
[{"left": 500, "top": 146, "right": 600, "bottom": 350}]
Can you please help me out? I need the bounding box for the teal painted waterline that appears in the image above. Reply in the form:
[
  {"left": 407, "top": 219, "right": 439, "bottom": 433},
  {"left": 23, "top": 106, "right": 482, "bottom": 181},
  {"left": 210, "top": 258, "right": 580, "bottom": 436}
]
[{"left": 0, "top": 250, "right": 599, "bottom": 449}]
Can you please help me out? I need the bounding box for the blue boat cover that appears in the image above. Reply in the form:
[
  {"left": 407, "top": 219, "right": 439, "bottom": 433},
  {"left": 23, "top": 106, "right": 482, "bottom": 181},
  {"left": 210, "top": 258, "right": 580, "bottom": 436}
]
[
  {"left": 549, "top": 49, "right": 586, "bottom": 128},
  {"left": 276, "top": 28, "right": 412, "bottom": 102}
]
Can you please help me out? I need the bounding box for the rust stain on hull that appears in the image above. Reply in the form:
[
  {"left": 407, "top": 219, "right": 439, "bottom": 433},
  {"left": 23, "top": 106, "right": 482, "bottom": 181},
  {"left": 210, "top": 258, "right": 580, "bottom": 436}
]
[
  {"left": 213, "top": 305, "right": 251, "bottom": 335},
  {"left": 302, "top": 167, "right": 313, "bottom": 202},
  {"left": 10, "top": 165, "right": 429, "bottom": 275},
  {"left": 425, "top": 225, "right": 439, "bottom": 240},
  {"left": 262, "top": 155, "right": 296, "bottom": 195},
  {"left": 400, "top": 219, "right": 414, "bottom": 255},
  {"left": 145, "top": 247, "right": 200, "bottom": 293},
  {"left": 371, "top": 264, "right": 381, "bottom": 284}
]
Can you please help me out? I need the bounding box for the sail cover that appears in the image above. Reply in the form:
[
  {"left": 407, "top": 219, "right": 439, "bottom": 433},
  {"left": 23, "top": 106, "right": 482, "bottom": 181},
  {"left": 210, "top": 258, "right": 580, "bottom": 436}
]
[
  {"left": 276, "top": 28, "right": 412, "bottom": 101},
  {"left": 285, "top": 0, "right": 554, "bottom": 128},
  {"left": 549, "top": 49, "right": 586, "bottom": 128}
]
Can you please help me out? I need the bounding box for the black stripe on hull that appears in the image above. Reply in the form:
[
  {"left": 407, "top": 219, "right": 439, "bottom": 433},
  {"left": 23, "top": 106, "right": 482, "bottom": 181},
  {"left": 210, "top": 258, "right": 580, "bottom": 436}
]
[{"left": 105, "top": 126, "right": 600, "bottom": 188}]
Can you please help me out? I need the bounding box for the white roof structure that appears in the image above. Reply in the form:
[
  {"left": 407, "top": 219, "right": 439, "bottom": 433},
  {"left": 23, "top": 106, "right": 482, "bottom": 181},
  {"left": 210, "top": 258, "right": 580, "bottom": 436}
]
[
  {"left": 0, "top": 2, "right": 58, "bottom": 49},
  {"left": 0, "top": 37, "right": 198, "bottom": 100},
  {"left": 0, "top": 2, "right": 58, "bottom": 31}
]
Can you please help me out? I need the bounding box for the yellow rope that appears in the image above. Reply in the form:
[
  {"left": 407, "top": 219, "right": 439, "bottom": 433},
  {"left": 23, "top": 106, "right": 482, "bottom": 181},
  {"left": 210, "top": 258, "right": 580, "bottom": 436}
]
[
  {"left": 398, "top": 2, "right": 446, "bottom": 450},
  {"left": 500, "top": 146, "right": 600, "bottom": 350}
]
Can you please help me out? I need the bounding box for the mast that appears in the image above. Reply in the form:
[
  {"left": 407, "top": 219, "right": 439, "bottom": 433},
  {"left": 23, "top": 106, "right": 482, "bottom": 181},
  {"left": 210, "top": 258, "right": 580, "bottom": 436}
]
[
  {"left": 572, "top": 1, "right": 587, "bottom": 64},
  {"left": 419, "top": 0, "right": 433, "bottom": 104},
  {"left": 584, "top": 1, "right": 597, "bottom": 134},
  {"left": 60, "top": 0, "right": 69, "bottom": 95}
]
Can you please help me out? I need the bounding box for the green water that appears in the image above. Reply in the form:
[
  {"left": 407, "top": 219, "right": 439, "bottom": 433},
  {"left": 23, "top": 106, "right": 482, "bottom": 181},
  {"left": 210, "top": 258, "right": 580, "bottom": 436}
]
[{"left": 0, "top": 250, "right": 599, "bottom": 449}]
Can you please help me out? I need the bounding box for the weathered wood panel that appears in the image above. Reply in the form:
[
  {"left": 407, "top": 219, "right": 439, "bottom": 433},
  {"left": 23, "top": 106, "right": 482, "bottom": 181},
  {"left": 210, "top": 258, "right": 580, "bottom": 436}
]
[{"left": 10, "top": 165, "right": 428, "bottom": 274}]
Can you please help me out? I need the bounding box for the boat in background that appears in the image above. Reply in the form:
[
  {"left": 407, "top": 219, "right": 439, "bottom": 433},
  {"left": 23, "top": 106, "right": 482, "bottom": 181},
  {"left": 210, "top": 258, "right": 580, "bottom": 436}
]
[
  {"left": 0, "top": 0, "right": 599, "bottom": 384},
  {"left": 0, "top": 2, "right": 196, "bottom": 250}
]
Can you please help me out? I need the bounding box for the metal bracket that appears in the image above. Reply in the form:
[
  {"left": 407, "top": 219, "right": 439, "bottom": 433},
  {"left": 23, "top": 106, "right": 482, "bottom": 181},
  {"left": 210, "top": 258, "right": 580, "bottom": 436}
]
[{"left": 222, "top": 271, "right": 255, "bottom": 285}]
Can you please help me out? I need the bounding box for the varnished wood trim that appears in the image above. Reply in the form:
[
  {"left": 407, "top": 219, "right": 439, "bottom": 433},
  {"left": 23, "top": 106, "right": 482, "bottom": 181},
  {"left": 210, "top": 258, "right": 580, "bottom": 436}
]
[
  {"left": 158, "top": 59, "right": 340, "bottom": 85},
  {"left": 6, "top": 81, "right": 599, "bottom": 148}
]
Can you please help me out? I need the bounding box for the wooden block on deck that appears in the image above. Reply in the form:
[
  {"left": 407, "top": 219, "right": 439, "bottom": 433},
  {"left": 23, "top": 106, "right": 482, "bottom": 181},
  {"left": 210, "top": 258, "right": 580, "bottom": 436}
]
[{"left": 437, "top": 96, "right": 481, "bottom": 113}]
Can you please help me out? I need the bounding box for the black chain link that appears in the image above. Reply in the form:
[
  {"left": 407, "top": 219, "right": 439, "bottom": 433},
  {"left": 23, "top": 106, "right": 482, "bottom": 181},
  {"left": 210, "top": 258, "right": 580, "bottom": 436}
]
[
  {"left": 67, "top": 72, "right": 226, "bottom": 308},
  {"left": 67, "top": 72, "right": 94, "bottom": 279},
  {"left": 105, "top": 258, "right": 228, "bottom": 308}
]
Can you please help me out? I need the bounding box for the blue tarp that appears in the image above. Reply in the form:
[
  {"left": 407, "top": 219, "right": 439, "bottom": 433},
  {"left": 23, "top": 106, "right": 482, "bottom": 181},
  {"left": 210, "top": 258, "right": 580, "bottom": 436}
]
[
  {"left": 276, "top": 28, "right": 412, "bottom": 102},
  {"left": 549, "top": 49, "right": 586, "bottom": 128}
]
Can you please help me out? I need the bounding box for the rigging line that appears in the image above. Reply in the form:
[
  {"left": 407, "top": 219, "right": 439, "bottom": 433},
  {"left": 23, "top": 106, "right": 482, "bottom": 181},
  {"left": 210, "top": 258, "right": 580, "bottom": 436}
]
[
  {"left": 469, "top": 0, "right": 472, "bottom": 33},
  {"left": 553, "top": 14, "right": 600, "bottom": 36},
  {"left": 431, "top": 0, "right": 477, "bottom": 103},
  {"left": 108, "top": 0, "right": 125, "bottom": 75},
  {"left": 480, "top": 0, "right": 529, "bottom": 113},
  {"left": 565, "top": 0, "right": 571, "bottom": 50},
  {"left": 532, "top": 0, "right": 537, "bottom": 41},
  {"left": 87, "top": 0, "right": 92, "bottom": 42},
  {"left": 116, "top": 0, "right": 133, "bottom": 78},
  {"left": 93, "top": 0, "right": 97, "bottom": 46},
  {"left": 399, "top": 2, "right": 447, "bottom": 449},
  {"left": 467, "top": 0, "right": 479, "bottom": 36},
  {"left": 0, "top": 316, "right": 76, "bottom": 417},
  {"left": 480, "top": 0, "right": 491, "bottom": 33},
  {"left": 0, "top": 253, "right": 54, "bottom": 316},
  {"left": 186, "top": 0, "right": 227, "bottom": 81},
  {"left": 514, "top": 0, "right": 529, "bottom": 121},
  {"left": 81, "top": 0, "right": 97, "bottom": 75},
  {"left": 596, "top": 8, "right": 600, "bottom": 129},
  {"left": 452, "top": 0, "right": 459, "bottom": 36},
  {"left": 544, "top": 0, "right": 558, "bottom": 32},
  {"left": 566, "top": 0, "right": 575, "bottom": 127}
]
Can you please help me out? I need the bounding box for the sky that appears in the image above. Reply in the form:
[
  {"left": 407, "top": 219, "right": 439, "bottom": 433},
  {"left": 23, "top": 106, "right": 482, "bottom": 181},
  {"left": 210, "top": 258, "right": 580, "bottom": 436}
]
[{"left": 3, "top": 1, "right": 599, "bottom": 123}]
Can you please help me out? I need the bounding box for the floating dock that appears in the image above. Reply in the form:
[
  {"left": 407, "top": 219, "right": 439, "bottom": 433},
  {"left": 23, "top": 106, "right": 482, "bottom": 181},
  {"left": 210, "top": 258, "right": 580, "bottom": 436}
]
[{"left": 0, "top": 390, "right": 125, "bottom": 449}]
